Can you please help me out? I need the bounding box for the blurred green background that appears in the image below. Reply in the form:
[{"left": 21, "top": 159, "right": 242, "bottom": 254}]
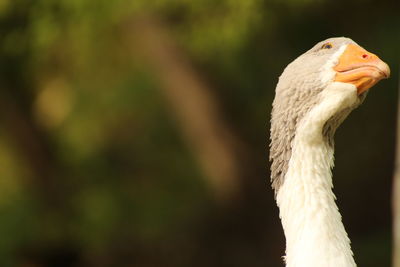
[{"left": 0, "top": 0, "right": 398, "bottom": 266}]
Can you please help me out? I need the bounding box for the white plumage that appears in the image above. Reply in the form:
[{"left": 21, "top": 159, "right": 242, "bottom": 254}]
[{"left": 270, "top": 37, "right": 389, "bottom": 267}]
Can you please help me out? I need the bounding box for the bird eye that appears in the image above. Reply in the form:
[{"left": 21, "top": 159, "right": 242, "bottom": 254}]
[{"left": 321, "top": 43, "right": 333, "bottom": 49}]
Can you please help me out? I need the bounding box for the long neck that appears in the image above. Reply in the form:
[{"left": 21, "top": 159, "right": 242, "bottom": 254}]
[{"left": 276, "top": 83, "right": 358, "bottom": 267}]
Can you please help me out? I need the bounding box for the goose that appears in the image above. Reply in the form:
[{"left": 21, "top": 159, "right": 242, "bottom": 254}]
[{"left": 269, "top": 37, "right": 390, "bottom": 267}]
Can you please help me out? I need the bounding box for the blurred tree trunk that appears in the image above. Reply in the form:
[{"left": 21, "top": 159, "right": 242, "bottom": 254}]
[
  {"left": 393, "top": 71, "right": 400, "bottom": 267},
  {"left": 126, "top": 15, "right": 248, "bottom": 202}
]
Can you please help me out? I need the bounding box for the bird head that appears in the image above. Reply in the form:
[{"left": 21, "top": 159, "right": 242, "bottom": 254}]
[{"left": 270, "top": 37, "right": 390, "bottom": 192}]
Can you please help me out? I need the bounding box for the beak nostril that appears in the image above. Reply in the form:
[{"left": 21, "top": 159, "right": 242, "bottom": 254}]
[{"left": 362, "top": 54, "right": 369, "bottom": 59}]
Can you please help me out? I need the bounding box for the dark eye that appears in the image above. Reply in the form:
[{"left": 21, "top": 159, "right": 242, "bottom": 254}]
[{"left": 321, "top": 43, "right": 333, "bottom": 49}]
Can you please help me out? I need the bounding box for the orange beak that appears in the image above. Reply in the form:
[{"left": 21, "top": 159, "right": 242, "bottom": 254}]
[{"left": 334, "top": 44, "right": 390, "bottom": 95}]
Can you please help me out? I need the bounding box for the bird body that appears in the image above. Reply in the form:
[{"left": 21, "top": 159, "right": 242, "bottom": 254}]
[{"left": 270, "top": 37, "right": 389, "bottom": 267}]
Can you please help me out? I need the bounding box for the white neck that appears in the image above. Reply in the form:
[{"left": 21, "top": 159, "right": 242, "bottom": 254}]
[{"left": 276, "top": 82, "right": 358, "bottom": 267}]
